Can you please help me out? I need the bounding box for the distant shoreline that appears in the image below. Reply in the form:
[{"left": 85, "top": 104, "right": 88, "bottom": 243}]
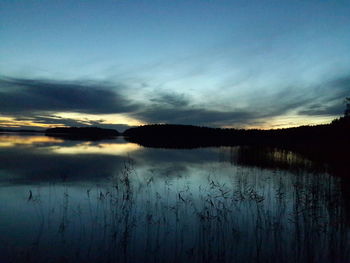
[
  {"left": 1, "top": 118, "right": 349, "bottom": 177},
  {"left": 1, "top": 117, "right": 349, "bottom": 147}
]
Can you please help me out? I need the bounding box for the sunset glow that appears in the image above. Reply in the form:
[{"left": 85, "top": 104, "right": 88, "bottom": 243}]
[{"left": 48, "top": 142, "right": 141, "bottom": 155}]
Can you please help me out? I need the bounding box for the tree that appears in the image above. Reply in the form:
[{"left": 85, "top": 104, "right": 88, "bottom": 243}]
[{"left": 345, "top": 97, "right": 350, "bottom": 117}]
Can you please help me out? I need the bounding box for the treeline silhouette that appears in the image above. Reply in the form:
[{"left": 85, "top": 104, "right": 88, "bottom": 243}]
[
  {"left": 123, "top": 117, "right": 349, "bottom": 148},
  {"left": 45, "top": 127, "right": 119, "bottom": 140}
]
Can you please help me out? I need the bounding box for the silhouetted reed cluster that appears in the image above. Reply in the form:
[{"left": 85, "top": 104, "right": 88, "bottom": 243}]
[{"left": 8, "top": 159, "right": 349, "bottom": 263}]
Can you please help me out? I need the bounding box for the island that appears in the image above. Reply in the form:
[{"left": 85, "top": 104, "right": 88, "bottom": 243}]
[{"left": 45, "top": 127, "right": 120, "bottom": 140}]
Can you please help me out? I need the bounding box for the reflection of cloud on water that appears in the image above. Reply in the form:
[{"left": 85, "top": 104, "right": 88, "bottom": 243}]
[
  {"left": 0, "top": 135, "right": 63, "bottom": 147},
  {"left": 47, "top": 142, "right": 141, "bottom": 156}
]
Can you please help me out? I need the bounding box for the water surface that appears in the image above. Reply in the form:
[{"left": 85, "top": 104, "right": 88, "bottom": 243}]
[{"left": 0, "top": 134, "right": 349, "bottom": 263}]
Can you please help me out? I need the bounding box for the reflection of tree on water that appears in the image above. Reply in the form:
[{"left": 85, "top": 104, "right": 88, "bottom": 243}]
[
  {"left": 228, "top": 146, "right": 350, "bottom": 224},
  {"left": 231, "top": 146, "right": 315, "bottom": 172}
]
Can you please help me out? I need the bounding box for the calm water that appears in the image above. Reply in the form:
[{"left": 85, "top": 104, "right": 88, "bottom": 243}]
[{"left": 0, "top": 134, "right": 349, "bottom": 263}]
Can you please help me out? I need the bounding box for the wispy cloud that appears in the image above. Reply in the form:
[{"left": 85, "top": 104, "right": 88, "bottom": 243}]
[{"left": 296, "top": 76, "right": 350, "bottom": 116}]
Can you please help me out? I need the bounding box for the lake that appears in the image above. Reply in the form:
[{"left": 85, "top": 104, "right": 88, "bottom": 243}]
[{"left": 0, "top": 134, "right": 349, "bottom": 263}]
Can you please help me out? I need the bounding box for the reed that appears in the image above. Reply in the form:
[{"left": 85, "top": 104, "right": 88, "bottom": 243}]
[{"left": 11, "top": 158, "right": 350, "bottom": 263}]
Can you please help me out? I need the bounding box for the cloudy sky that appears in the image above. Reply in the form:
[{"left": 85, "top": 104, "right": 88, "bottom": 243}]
[{"left": 1, "top": 0, "right": 349, "bottom": 131}]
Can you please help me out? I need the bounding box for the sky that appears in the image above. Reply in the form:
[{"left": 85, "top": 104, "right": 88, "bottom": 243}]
[{"left": 1, "top": 0, "right": 349, "bottom": 131}]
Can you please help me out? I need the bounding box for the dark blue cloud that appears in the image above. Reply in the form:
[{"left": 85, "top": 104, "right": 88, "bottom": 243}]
[
  {"left": 150, "top": 92, "right": 190, "bottom": 107},
  {"left": 297, "top": 76, "right": 350, "bottom": 116},
  {"left": 0, "top": 78, "right": 138, "bottom": 114}
]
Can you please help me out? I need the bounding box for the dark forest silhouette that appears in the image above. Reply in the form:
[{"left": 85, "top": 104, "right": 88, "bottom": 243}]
[
  {"left": 124, "top": 98, "right": 350, "bottom": 149},
  {"left": 123, "top": 116, "right": 349, "bottom": 150},
  {"left": 45, "top": 127, "right": 119, "bottom": 140},
  {"left": 122, "top": 114, "right": 350, "bottom": 178}
]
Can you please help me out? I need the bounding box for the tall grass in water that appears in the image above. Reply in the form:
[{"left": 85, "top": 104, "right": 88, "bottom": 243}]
[{"left": 10, "top": 160, "right": 350, "bottom": 263}]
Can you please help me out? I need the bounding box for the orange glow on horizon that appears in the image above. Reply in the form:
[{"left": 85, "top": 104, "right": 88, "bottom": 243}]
[
  {"left": 0, "top": 116, "right": 65, "bottom": 128},
  {"left": 53, "top": 112, "right": 145, "bottom": 126},
  {"left": 223, "top": 115, "right": 337, "bottom": 130},
  {"left": 0, "top": 112, "right": 145, "bottom": 129}
]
